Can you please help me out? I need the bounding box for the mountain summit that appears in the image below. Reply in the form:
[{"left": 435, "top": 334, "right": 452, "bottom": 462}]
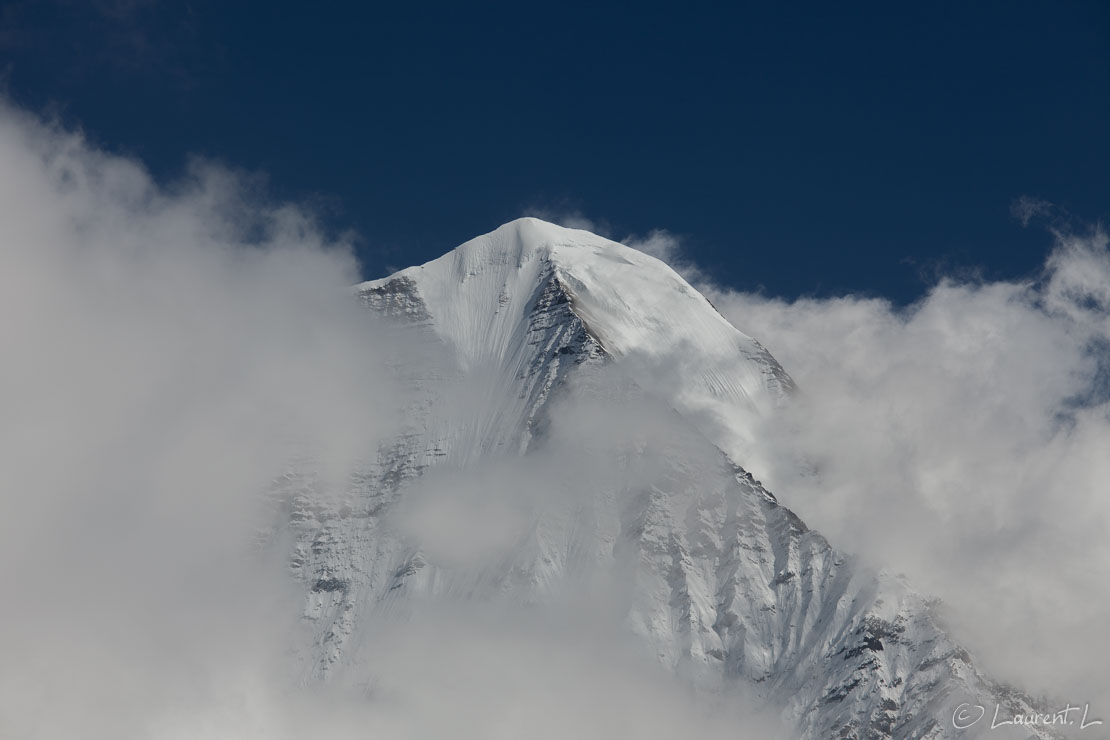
[
  {"left": 357, "top": 218, "right": 793, "bottom": 466},
  {"left": 276, "top": 219, "right": 1046, "bottom": 738}
]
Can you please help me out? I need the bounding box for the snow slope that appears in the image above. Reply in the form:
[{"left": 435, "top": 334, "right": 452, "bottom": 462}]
[{"left": 271, "top": 218, "right": 1050, "bottom": 739}]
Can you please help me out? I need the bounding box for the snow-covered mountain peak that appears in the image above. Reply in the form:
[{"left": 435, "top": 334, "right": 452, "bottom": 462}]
[
  {"left": 361, "top": 217, "right": 738, "bottom": 357},
  {"left": 358, "top": 218, "right": 794, "bottom": 465},
  {"left": 279, "top": 219, "right": 1054, "bottom": 739}
]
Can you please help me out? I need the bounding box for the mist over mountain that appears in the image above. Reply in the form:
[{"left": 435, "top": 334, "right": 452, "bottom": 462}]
[{"left": 1, "top": 100, "right": 1106, "bottom": 739}]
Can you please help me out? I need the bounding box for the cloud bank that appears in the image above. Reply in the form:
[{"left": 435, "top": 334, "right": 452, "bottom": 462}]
[
  {"left": 687, "top": 223, "right": 1110, "bottom": 705},
  {"left": 0, "top": 100, "right": 410, "bottom": 738}
]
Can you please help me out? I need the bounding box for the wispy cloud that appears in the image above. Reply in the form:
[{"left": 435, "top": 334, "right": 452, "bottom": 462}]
[
  {"left": 1010, "top": 194, "right": 1054, "bottom": 227},
  {"left": 519, "top": 204, "right": 608, "bottom": 234}
]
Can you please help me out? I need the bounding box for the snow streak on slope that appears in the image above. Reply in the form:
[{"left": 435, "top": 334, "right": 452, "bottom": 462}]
[{"left": 273, "top": 219, "right": 1052, "bottom": 739}]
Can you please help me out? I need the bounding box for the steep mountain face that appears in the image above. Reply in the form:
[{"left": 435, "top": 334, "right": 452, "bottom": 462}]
[{"left": 274, "top": 219, "right": 1046, "bottom": 739}]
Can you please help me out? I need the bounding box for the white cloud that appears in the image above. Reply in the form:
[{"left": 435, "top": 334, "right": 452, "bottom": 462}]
[
  {"left": 689, "top": 227, "right": 1110, "bottom": 704},
  {"left": 0, "top": 99, "right": 412, "bottom": 738},
  {"left": 338, "top": 603, "right": 785, "bottom": 740},
  {"left": 623, "top": 228, "right": 705, "bottom": 281}
]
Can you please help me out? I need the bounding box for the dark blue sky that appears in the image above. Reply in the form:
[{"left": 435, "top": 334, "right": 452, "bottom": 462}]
[{"left": 2, "top": 1, "right": 1108, "bottom": 302}]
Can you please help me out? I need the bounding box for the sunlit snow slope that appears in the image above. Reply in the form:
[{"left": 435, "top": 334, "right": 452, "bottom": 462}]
[{"left": 273, "top": 218, "right": 1049, "bottom": 740}]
